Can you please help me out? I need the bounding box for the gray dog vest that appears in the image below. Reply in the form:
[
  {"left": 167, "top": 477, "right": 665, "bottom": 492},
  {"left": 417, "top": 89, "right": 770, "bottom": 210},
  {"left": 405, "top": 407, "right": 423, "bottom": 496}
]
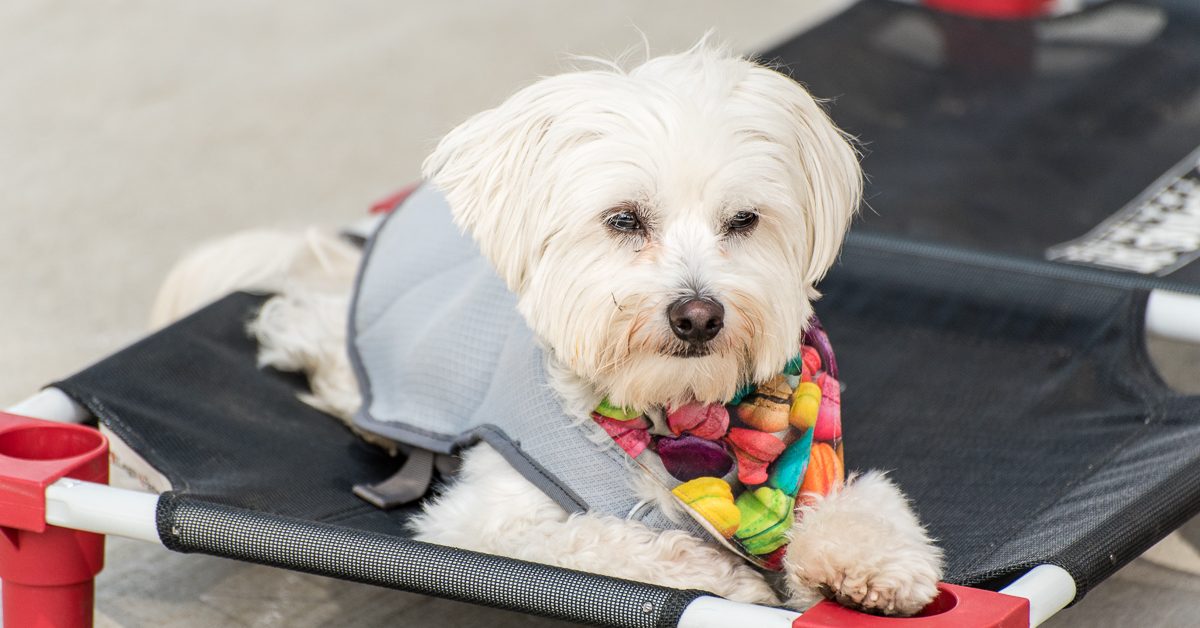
[{"left": 348, "top": 185, "right": 692, "bottom": 532}]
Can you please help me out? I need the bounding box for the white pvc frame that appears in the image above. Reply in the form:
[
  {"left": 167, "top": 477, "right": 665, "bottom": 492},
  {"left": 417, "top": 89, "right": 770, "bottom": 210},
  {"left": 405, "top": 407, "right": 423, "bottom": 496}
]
[
  {"left": 1146, "top": 290, "right": 1200, "bottom": 344},
  {"left": 8, "top": 287, "right": 1198, "bottom": 627}
]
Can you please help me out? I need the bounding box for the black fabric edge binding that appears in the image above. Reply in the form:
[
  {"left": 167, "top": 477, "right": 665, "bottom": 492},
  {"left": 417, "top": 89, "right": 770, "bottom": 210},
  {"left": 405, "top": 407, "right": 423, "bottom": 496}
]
[
  {"left": 156, "top": 491, "right": 184, "bottom": 552},
  {"left": 654, "top": 589, "right": 709, "bottom": 628},
  {"left": 156, "top": 492, "right": 714, "bottom": 627},
  {"left": 845, "top": 231, "right": 1200, "bottom": 297}
]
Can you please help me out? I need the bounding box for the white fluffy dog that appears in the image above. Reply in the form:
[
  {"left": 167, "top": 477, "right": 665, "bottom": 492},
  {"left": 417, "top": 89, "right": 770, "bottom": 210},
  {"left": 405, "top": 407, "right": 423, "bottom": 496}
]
[{"left": 154, "top": 41, "right": 943, "bottom": 615}]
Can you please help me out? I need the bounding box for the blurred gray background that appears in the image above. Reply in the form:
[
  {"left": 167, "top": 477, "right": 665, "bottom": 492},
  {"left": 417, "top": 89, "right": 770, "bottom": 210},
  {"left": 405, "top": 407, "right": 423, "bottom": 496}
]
[{"left": 2, "top": 1, "right": 1199, "bottom": 626}]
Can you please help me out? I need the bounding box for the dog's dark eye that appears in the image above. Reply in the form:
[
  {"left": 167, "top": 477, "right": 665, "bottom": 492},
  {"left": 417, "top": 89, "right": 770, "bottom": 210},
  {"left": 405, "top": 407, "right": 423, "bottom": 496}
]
[
  {"left": 727, "top": 211, "right": 759, "bottom": 233},
  {"left": 606, "top": 210, "right": 643, "bottom": 232}
]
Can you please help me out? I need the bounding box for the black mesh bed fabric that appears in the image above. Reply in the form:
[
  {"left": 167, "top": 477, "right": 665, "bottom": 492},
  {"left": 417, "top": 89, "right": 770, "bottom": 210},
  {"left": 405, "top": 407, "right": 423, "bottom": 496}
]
[
  {"left": 763, "top": 0, "right": 1200, "bottom": 288},
  {"left": 52, "top": 233, "right": 1200, "bottom": 614}
]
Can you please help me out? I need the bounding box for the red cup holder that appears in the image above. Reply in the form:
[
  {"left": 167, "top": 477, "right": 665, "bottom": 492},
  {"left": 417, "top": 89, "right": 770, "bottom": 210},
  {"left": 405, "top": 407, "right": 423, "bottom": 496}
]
[
  {"left": 0, "top": 412, "right": 109, "bottom": 532},
  {"left": 913, "top": 584, "right": 960, "bottom": 617},
  {"left": 0, "top": 412, "right": 110, "bottom": 628},
  {"left": 794, "top": 582, "right": 1028, "bottom": 627},
  {"left": 0, "top": 424, "right": 106, "bottom": 461},
  {"left": 923, "top": 0, "right": 1058, "bottom": 20}
]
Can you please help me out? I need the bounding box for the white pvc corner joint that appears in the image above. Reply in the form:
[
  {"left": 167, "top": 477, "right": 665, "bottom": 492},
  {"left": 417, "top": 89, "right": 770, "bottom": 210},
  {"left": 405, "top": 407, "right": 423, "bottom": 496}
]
[
  {"left": 999, "top": 564, "right": 1076, "bottom": 627},
  {"left": 44, "top": 478, "right": 162, "bottom": 545},
  {"left": 6, "top": 387, "right": 91, "bottom": 424},
  {"left": 1146, "top": 290, "right": 1200, "bottom": 345},
  {"left": 7, "top": 391, "right": 163, "bottom": 544}
]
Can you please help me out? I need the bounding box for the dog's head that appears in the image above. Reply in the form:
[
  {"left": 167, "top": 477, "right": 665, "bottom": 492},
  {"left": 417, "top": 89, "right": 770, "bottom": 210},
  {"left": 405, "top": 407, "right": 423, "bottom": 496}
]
[{"left": 424, "top": 42, "right": 861, "bottom": 411}]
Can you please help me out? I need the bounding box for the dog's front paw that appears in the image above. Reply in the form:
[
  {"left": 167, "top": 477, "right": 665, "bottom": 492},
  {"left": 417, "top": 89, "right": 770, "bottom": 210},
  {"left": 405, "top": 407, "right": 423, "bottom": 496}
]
[
  {"left": 806, "top": 549, "right": 941, "bottom": 616},
  {"left": 782, "top": 471, "right": 943, "bottom": 616}
]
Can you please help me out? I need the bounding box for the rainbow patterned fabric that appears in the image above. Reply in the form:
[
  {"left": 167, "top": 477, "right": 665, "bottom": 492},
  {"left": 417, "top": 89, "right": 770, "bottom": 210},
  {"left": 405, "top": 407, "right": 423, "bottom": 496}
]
[{"left": 590, "top": 317, "right": 845, "bottom": 570}]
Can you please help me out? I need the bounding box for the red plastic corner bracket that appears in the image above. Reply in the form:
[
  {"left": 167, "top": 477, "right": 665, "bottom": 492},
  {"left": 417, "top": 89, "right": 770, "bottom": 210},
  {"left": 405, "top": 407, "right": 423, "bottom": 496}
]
[
  {"left": 794, "top": 583, "right": 1029, "bottom": 628},
  {"left": 368, "top": 182, "right": 421, "bottom": 215},
  {"left": 923, "top": 0, "right": 1056, "bottom": 19},
  {"left": 0, "top": 411, "right": 109, "bottom": 628}
]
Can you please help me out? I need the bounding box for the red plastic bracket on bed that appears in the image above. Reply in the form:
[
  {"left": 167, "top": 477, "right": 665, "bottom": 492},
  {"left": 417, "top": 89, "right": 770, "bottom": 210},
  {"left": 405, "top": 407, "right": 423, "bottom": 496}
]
[
  {"left": 794, "top": 583, "right": 1029, "bottom": 628},
  {"left": 923, "top": 0, "right": 1055, "bottom": 19},
  {"left": 368, "top": 182, "right": 421, "bottom": 215},
  {"left": 0, "top": 411, "right": 109, "bottom": 628},
  {"left": 0, "top": 411, "right": 108, "bottom": 532}
]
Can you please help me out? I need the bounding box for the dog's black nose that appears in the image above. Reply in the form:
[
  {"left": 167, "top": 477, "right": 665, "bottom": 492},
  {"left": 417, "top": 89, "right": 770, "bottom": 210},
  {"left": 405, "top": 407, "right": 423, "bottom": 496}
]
[{"left": 667, "top": 297, "right": 724, "bottom": 344}]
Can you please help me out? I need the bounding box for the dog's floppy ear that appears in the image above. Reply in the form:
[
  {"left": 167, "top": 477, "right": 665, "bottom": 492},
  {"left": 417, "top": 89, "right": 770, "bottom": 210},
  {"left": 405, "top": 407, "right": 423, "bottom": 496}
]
[
  {"left": 749, "top": 67, "right": 863, "bottom": 286},
  {"left": 423, "top": 80, "right": 573, "bottom": 293},
  {"left": 794, "top": 94, "right": 862, "bottom": 286}
]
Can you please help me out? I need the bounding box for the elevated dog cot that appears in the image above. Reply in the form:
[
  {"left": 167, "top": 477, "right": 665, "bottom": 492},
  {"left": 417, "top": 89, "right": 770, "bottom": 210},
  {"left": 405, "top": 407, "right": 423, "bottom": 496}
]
[
  {"left": 7, "top": 1, "right": 1200, "bottom": 626},
  {"left": 6, "top": 202, "right": 1200, "bottom": 627}
]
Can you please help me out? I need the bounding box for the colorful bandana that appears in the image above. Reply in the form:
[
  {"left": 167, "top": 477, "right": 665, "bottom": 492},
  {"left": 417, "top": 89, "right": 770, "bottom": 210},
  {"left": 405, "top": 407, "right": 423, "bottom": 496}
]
[{"left": 590, "top": 317, "right": 844, "bottom": 570}]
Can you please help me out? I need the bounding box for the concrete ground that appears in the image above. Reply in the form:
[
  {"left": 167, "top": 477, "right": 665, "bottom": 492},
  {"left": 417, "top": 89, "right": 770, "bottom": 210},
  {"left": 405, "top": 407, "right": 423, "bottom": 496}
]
[{"left": 3, "top": 1, "right": 1200, "bottom": 626}]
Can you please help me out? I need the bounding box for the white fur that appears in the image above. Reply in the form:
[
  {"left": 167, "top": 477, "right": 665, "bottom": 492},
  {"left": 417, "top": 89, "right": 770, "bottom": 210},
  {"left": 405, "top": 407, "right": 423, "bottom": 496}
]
[
  {"left": 154, "top": 41, "right": 943, "bottom": 614},
  {"left": 149, "top": 227, "right": 360, "bottom": 330}
]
